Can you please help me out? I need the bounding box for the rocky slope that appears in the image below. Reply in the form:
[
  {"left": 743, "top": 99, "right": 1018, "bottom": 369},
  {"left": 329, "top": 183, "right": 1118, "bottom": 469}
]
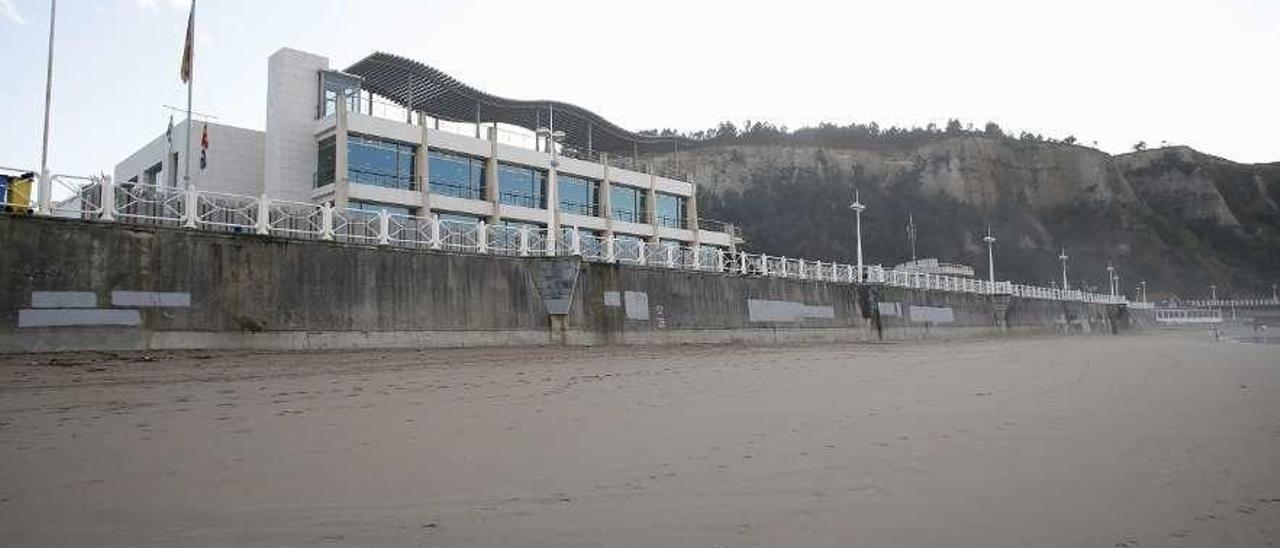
[{"left": 647, "top": 136, "right": 1279, "bottom": 298}]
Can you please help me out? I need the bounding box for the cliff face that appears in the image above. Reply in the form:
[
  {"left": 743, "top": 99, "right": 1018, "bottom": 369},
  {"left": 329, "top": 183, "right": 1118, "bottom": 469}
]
[{"left": 648, "top": 137, "right": 1280, "bottom": 298}]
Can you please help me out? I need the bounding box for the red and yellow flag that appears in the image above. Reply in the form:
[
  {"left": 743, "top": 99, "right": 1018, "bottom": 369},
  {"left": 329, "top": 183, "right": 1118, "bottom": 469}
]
[{"left": 180, "top": 1, "right": 194, "bottom": 83}]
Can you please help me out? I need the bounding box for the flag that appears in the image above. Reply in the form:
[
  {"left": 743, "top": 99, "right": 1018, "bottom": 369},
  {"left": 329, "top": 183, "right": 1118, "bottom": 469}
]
[
  {"left": 199, "top": 123, "right": 208, "bottom": 170},
  {"left": 165, "top": 115, "right": 173, "bottom": 144},
  {"left": 180, "top": 1, "right": 194, "bottom": 84}
]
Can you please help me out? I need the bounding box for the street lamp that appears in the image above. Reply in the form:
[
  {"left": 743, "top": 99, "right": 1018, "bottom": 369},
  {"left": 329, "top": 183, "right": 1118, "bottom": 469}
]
[
  {"left": 1140, "top": 279, "right": 1147, "bottom": 303},
  {"left": 1058, "top": 248, "right": 1069, "bottom": 291},
  {"left": 1106, "top": 264, "right": 1115, "bottom": 297},
  {"left": 849, "top": 189, "right": 867, "bottom": 282},
  {"left": 1210, "top": 284, "right": 1217, "bottom": 302},
  {"left": 983, "top": 227, "right": 996, "bottom": 290}
]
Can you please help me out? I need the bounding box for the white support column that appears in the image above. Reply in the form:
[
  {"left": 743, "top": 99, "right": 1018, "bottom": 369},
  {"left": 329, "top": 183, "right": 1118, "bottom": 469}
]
[
  {"left": 377, "top": 208, "right": 391, "bottom": 246},
  {"left": 761, "top": 254, "right": 769, "bottom": 276},
  {"left": 485, "top": 126, "right": 499, "bottom": 225},
  {"left": 320, "top": 202, "right": 334, "bottom": 240},
  {"left": 739, "top": 252, "right": 747, "bottom": 274},
  {"left": 99, "top": 177, "right": 115, "bottom": 221},
  {"left": 570, "top": 226, "right": 581, "bottom": 256},
  {"left": 183, "top": 187, "right": 198, "bottom": 228},
  {"left": 519, "top": 225, "right": 530, "bottom": 256},
  {"left": 605, "top": 237, "right": 616, "bottom": 263},
  {"left": 666, "top": 245, "right": 675, "bottom": 268},
  {"left": 334, "top": 95, "right": 350, "bottom": 209},
  {"left": 600, "top": 153, "right": 614, "bottom": 241},
  {"left": 256, "top": 195, "right": 270, "bottom": 235},
  {"left": 476, "top": 220, "right": 488, "bottom": 253},
  {"left": 546, "top": 166, "right": 559, "bottom": 254},
  {"left": 429, "top": 213, "right": 442, "bottom": 249},
  {"left": 417, "top": 112, "right": 431, "bottom": 216}
]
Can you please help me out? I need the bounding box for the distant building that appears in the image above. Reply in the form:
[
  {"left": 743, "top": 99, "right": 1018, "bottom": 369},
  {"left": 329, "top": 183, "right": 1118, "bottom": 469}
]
[
  {"left": 115, "top": 48, "right": 732, "bottom": 250},
  {"left": 892, "top": 258, "right": 976, "bottom": 278}
]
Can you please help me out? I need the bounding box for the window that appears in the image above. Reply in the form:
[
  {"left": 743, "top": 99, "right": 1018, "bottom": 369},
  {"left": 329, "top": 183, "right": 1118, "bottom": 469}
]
[
  {"left": 610, "top": 185, "right": 647, "bottom": 223},
  {"left": 316, "top": 136, "right": 336, "bottom": 187},
  {"left": 348, "top": 134, "right": 416, "bottom": 190},
  {"left": 143, "top": 162, "right": 162, "bottom": 186},
  {"left": 428, "top": 150, "right": 486, "bottom": 200},
  {"left": 436, "top": 211, "right": 483, "bottom": 227},
  {"left": 168, "top": 152, "right": 179, "bottom": 187},
  {"left": 497, "top": 163, "right": 546, "bottom": 209},
  {"left": 347, "top": 200, "right": 412, "bottom": 217},
  {"left": 557, "top": 174, "right": 599, "bottom": 216},
  {"left": 319, "top": 70, "right": 362, "bottom": 118},
  {"left": 655, "top": 193, "right": 688, "bottom": 228}
]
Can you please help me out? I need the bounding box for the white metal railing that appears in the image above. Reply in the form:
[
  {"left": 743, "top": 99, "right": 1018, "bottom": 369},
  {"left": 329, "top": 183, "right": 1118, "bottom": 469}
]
[
  {"left": 4, "top": 175, "right": 1132, "bottom": 306},
  {"left": 112, "top": 182, "right": 186, "bottom": 224},
  {"left": 195, "top": 190, "right": 258, "bottom": 231},
  {"left": 268, "top": 200, "right": 325, "bottom": 237}
]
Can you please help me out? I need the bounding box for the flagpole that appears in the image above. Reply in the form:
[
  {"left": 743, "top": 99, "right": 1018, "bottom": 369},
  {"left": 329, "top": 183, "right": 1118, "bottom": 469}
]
[
  {"left": 183, "top": 0, "right": 195, "bottom": 190},
  {"left": 38, "top": 0, "right": 57, "bottom": 212}
]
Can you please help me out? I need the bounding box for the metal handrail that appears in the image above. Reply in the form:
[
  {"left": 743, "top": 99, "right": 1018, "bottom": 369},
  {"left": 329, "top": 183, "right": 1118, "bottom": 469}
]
[{"left": 12, "top": 175, "right": 1132, "bottom": 306}]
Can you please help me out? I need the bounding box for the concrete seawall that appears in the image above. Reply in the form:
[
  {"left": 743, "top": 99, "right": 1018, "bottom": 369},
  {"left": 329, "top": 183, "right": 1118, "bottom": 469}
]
[{"left": 0, "top": 215, "right": 1128, "bottom": 352}]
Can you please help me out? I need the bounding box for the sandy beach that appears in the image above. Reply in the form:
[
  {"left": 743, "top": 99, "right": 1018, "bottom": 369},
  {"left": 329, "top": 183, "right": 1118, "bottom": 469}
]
[{"left": 1, "top": 332, "right": 1277, "bottom": 547}]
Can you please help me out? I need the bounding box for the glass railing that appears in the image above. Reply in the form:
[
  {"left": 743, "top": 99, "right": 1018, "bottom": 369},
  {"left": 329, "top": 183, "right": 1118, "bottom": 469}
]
[
  {"left": 558, "top": 200, "right": 598, "bottom": 217},
  {"left": 498, "top": 192, "right": 544, "bottom": 209},
  {"left": 348, "top": 168, "right": 417, "bottom": 191},
  {"left": 429, "top": 180, "right": 485, "bottom": 200}
]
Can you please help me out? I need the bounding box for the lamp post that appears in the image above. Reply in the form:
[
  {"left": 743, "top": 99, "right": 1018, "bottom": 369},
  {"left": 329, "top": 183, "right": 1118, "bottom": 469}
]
[
  {"left": 1106, "top": 264, "right": 1115, "bottom": 297},
  {"left": 1140, "top": 279, "right": 1147, "bottom": 303},
  {"left": 983, "top": 227, "right": 996, "bottom": 291},
  {"left": 849, "top": 189, "right": 866, "bottom": 282},
  {"left": 1210, "top": 284, "right": 1217, "bottom": 302},
  {"left": 1058, "top": 249, "right": 1069, "bottom": 291}
]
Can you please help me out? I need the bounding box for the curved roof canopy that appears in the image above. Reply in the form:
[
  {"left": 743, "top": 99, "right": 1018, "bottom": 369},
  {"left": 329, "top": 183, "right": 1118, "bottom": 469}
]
[{"left": 345, "top": 52, "right": 683, "bottom": 154}]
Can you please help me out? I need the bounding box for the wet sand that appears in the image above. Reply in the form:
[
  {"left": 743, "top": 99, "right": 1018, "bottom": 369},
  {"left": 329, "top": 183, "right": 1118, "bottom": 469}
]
[{"left": 1, "top": 332, "right": 1278, "bottom": 547}]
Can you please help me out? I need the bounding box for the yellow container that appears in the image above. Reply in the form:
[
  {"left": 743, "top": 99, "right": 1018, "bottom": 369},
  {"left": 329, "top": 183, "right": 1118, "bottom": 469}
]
[{"left": 4, "top": 174, "right": 34, "bottom": 213}]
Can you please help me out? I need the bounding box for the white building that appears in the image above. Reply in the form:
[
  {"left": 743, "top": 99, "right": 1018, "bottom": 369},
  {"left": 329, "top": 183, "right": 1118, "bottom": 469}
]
[{"left": 116, "top": 48, "right": 732, "bottom": 250}]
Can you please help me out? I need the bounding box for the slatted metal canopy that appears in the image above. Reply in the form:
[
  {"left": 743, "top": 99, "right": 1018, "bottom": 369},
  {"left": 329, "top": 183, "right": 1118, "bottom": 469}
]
[{"left": 345, "top": 52, "right": 683, "bottom": 155}]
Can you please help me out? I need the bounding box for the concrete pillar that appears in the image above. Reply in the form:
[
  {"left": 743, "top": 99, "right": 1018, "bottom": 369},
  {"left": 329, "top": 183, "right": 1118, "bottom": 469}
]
[
  {"left": 646, "top": 164, "right": 659, "bottom": 244},
  {"left": 687, "top": 188, "right": 701, "bottom": 246},
  {"left": 334, "top": 96, "right": 350, "bottom": 209},
  {"left": 546, "top": 167, "right": 559, "bottom": 253},
  {"left": 485, "top": 125, "right": 500, "bottom": 225},
  {"left": 600, "top": 153, "right": 614, "bottom": 240},
  {"left": 416, "top": 112, "right": 431, "bottom": 217}
]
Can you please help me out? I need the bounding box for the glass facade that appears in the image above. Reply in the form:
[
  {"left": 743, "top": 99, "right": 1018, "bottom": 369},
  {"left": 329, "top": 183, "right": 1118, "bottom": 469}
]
[
  {"left": 610, "top": 185, "right": 647, "bottom": 223},
  {"left": 347, "top": 200, "right": 412, "bottom": 217},
  {"left": 319, "top": 71, "right": 362, "bottom": 118},
  {"left": 497, "top": 163, "right": 546, "bottom": 209},
  {"left": 316, "top": 136, "right": 336, "bottom": 187},
  {"left": 348, "top": 134, "right": 416, "bottom": 190},
  {"left": 655, "top": 193, "right": 688, "bottom": 228},
  {"left": 428, "top": 150, "right": 486, "bottom": 200},
  {"left": 557, "top": 175, "right": 600, "bottom": 216},
  {"left": 437, "top": 211, "right": 483, "bottom": 226}
]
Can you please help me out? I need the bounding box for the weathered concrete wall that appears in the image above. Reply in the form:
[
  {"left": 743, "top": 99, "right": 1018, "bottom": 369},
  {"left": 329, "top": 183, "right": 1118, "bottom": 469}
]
[{"left": 0, "top": 215, "right": 1127, "bottom": 353}]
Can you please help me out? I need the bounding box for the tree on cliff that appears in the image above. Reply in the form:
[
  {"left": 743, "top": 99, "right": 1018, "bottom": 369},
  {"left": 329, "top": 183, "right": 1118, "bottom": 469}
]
[{"left": 1133, "top": 141, "right": 1147, "bottom": 151}]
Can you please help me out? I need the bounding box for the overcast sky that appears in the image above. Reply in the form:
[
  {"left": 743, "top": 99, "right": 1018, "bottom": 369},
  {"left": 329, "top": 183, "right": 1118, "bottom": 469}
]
[{"left": 0, "top": 0, "right": 1277, "bottom": 177}]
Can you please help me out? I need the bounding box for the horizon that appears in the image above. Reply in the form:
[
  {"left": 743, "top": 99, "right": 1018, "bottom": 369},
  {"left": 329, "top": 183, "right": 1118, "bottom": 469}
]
[{"left": 0, "top": 0, "right": 1278, "bottom": 178}]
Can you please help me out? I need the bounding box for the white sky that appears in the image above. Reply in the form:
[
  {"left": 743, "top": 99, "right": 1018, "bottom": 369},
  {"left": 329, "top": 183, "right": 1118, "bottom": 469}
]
[{"left": 0, "top": 0, "right": 1277, "bottom": 177}]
